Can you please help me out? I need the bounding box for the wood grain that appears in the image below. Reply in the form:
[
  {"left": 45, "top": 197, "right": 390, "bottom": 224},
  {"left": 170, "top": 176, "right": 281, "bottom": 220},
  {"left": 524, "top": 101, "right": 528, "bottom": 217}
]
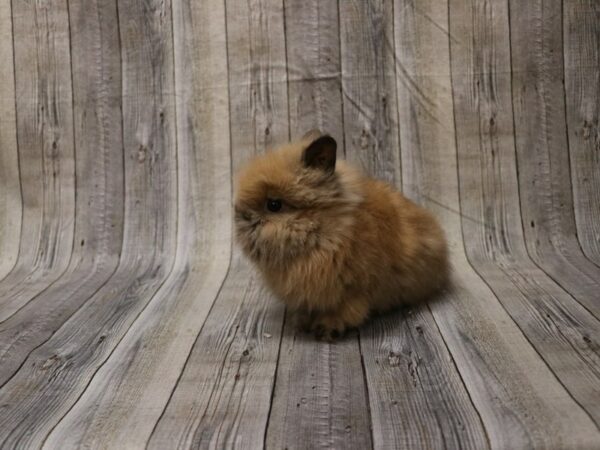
[
  {"left": 44, "top": 0, "right": 232, "bottom": 446},
  {"left": 564, "top": 0, "right": 600, "bottom": 266},
  {"left": 148, "top": 262, "right": 285, "bottom": 449},
  {"left": 362, "top": 308, "right": 489, "bottom": 449},
  {"left": 340, "top": 0, "right": 401, "bottom": 185},
  {"left": 265, "top": 2, "right": 371, "bottom": 448},
  {"left": 0, "top": 0, "right": 124, "bottom": 388},
  {"left": 266, "top": 329, "right": 371, "bottom": 450},
  {"left": 450, "top": 0, "right": 600, "bottom": 425},
  {"left": 509, "top": 0, "right": 600, "bottom": 320},
  {"left": 341, "top": 1, "right": 489, "bottom": 449},
  {"left": 285, "top": 0, "right": 344, "bottom": 146},
  {"left": 148, "top": 0, "right": 290, "bottom": 447},
  {"left": 0, "top": 0, "right": 178, "bottom": 446},
  {"left": 394, "top": 0, "right": 600, "bottom": 447},
  {"left": 0, "top": 0, "right": 599, "bottom": 448},
  {"left": 0, "top": 0, "right": 76, "bottom": 323},
  {"left": 0, "top": 0, "right": 21, "bottom": 281}
]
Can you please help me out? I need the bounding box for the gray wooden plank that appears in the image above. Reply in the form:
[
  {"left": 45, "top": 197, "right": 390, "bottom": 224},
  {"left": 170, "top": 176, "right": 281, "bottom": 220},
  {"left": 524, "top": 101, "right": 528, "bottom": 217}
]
[
  {"left": 340, "top": 0, "right": 400, "bottom": 185},
  {"left": 265, "top": 2, "right": 371, "bottom": 448},
  {"left": 267, "top": 329, "right": 371, "bottom": 450},
  {"left": 0, "top": 1, "right": 598, "bottom": 449},
  {"left": 0, "top": 0, "right": 178, "bottom": 445},
  {"left": 148, "top": 261, "right": 285, "bottom": 449},
  {"left": 337, "top": 1, "right": 489, "bottom": 448},
  {"left": 564, "top": 0, "right": 600, "bottom": 267},
  {"left": 450, "top": 0, "right": 600, "bottom": 425},
  {"left": 0, "top": 0, "right": 124, "bottom": 388},
  {"left": 148, "top": 0, "right": 290, "bottom": 447},
  {"left": 43, "top": 0, "right": 232, "bottom": 446},
  {"left": 394, "top": 0, "right": 600, "bottom": 448},
  {"left": 362, "top": 308, "right": 489, "bottom": 450},
  {"left": 0, "top": 0, "right": 22, "bottom": 281},
  {"left": 0, "top": 0, "right": 76, "bottom": 322},
  {"left": 509, "top": 0, "right": 600, "bottom": 320},
  {"left": 285, "top": 0, "right": 344, "bottom": 147}
]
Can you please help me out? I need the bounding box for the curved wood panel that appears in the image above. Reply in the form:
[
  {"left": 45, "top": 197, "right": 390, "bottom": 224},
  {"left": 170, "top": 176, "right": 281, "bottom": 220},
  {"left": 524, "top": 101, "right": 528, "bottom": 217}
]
[
  {"left": 565, "top": 0, "right": 600, "bottom": 266},
  {"left": 0, "top": 0, "right": 75, "bottom": 323},
  {"left": 0, "top": 0, "right": 598, "bottom": 448},
  {"left": 45, "top": 0, "right": 232, "bottom": 446},
  {"left": 0, "top": 0, "right": 21, "bottom": 281},
  {"left": 149, "top": 1, "right": 289, "bottom": 447},
  {"left": 395, "top": 0, "right": 598, "bottom": 447},
  {"left": 0, "top": 0, "right": 124, "bottom": 389},
  {"left": 510, "top": 0, "right": 600, "bottom": 319},
  {"left": 450, "top": 0, "right": 600, "bottom": 424},
  {"left": 0, "top": 0, "right": 177, "bottom": 445}
]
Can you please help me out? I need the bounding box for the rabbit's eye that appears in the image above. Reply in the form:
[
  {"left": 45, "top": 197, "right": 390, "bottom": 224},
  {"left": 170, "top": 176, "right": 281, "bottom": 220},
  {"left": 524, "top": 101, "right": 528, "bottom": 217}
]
[{"left": 266, "top": 198, "right": 283, "bottom": 212}]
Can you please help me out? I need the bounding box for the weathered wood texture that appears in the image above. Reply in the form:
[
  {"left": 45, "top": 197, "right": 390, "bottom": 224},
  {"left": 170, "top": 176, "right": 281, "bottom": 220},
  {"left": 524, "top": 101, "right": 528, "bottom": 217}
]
[
  {"left": 0, "top": 0, "right": 75, "bottom": 324},
  {"left": 266, "top": 3, "right": 372, "bottom": 449},
  {"left": 149, "top": 1, "right": 289, "bottom": 448},
  {"left": 450, "top": 0, "right": 600, "bottom": 425},
  {"left": 510, "top": 0, "right": 600, "bottom": 319},
  {"left": 0, "top": 0, "right": 599, "bottom": 448},
  {"left": 394, "top": 2, "right": 597, "bottom": 448},
  {"left": 565, "top": 0, "right": 600, "bottom": 266},
  {"left": 0, "top": 0, "right": 21, "bottom": 281}
]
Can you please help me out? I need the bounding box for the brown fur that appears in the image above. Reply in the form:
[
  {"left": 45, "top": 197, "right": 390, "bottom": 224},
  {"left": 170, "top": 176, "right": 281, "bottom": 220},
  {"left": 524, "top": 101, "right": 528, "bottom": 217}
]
[{"left": 234, "top": 132, "right": 449, "bottom": 340}]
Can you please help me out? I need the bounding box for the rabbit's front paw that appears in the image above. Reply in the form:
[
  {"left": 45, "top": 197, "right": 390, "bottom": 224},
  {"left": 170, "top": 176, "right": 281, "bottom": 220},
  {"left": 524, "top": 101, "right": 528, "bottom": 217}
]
[{"left": 310, "top": 313, "right": 347, "bottom": 341}]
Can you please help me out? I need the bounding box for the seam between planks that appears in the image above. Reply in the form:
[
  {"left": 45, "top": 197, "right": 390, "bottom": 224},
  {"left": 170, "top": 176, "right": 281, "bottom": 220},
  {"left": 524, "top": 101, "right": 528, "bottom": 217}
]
[
  {"left": 282, "top": 0, "right": 292, "bottom": 143},
  {"left": 143, "top": 254, "right": 235, "bottom": 448},
  {"left": 339, "top": 1, "right": 376, "bottom": 446},
  {"left": 389, "top": 0, "right": 402, "bottom": 187},
  {"left": 253, "top": 2, "right": 287, "bottom": 444},
  {"left": 262, "top": 308, "right": 287, "bottom": 450},
  {"left": 335, "top": 0, "right": 347, "bottom": 158},
  {"left": 443, "top": 6, "right": 493, "bottom": 447},
  {"left": 356, "top": 331, "right": 375, "bottom": 450},
  {"left": 444, "top": 2, "right": 493, "bottom": 444},
  {"left": 0, "top": 0, "right": 24, "bottom": 287},
  {"left": 263, "top": 5, "right": 291, "bottom": 444},
  {"left": 0, "top": 0, "right": 23, "bottom": 285},
  {"left": 560, "top": 0, "right": 600, "bottom": 272},
  {"left": 64, "top": 0, "right": 78, "bottom": 279}
]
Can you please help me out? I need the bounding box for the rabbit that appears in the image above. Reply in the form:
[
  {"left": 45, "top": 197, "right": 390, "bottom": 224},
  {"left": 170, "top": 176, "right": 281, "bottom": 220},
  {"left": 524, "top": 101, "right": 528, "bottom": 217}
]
[{"left": 234, "top": 130, "right": 449, "bottom": 340}]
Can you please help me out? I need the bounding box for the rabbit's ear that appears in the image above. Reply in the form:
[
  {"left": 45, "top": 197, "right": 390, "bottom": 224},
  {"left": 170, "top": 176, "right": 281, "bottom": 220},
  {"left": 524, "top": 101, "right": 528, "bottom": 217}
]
[{"left": 302, "top": 135, "right": 336, "bottom": 173}]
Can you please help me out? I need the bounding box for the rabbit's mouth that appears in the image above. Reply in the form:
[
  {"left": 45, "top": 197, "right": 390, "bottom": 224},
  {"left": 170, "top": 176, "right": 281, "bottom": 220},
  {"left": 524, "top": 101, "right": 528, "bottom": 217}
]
[
  {"left": 234, "top": 204, "right": 321, "bottom": 267},
  {"left": 234, "top": 204, "right": 251, "bottom": 221},
  {"left": 234, "top": 211, "right": 263, "bottom": 261},
  {"left": 234, "top": 206, "right": 261, "bottom": 230}
]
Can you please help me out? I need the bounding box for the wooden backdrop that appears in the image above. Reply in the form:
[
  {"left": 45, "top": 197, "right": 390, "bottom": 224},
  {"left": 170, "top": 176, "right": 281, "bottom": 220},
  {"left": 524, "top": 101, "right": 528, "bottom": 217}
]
[{"left": 0, "top": 0, "right": 598, "bottom": 448}]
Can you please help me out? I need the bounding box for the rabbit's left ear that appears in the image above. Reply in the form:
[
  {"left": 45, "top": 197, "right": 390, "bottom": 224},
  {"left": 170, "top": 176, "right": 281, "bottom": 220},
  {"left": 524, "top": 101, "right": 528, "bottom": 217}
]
[{"left": 302, "top": 135, "right": 336, "bottom": 173}]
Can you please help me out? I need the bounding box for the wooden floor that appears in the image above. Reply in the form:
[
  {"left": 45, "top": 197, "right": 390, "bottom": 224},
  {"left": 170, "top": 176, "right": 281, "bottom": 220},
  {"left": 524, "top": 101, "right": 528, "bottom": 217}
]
[{"left": 0, "top": 0, "right": 599, "bottom": 448}]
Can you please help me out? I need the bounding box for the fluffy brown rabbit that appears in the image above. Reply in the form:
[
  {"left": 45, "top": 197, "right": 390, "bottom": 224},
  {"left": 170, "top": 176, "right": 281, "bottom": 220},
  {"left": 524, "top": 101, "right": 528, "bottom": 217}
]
[{"left": 234, "top": 131, "right": 449, "bottom": 340}]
